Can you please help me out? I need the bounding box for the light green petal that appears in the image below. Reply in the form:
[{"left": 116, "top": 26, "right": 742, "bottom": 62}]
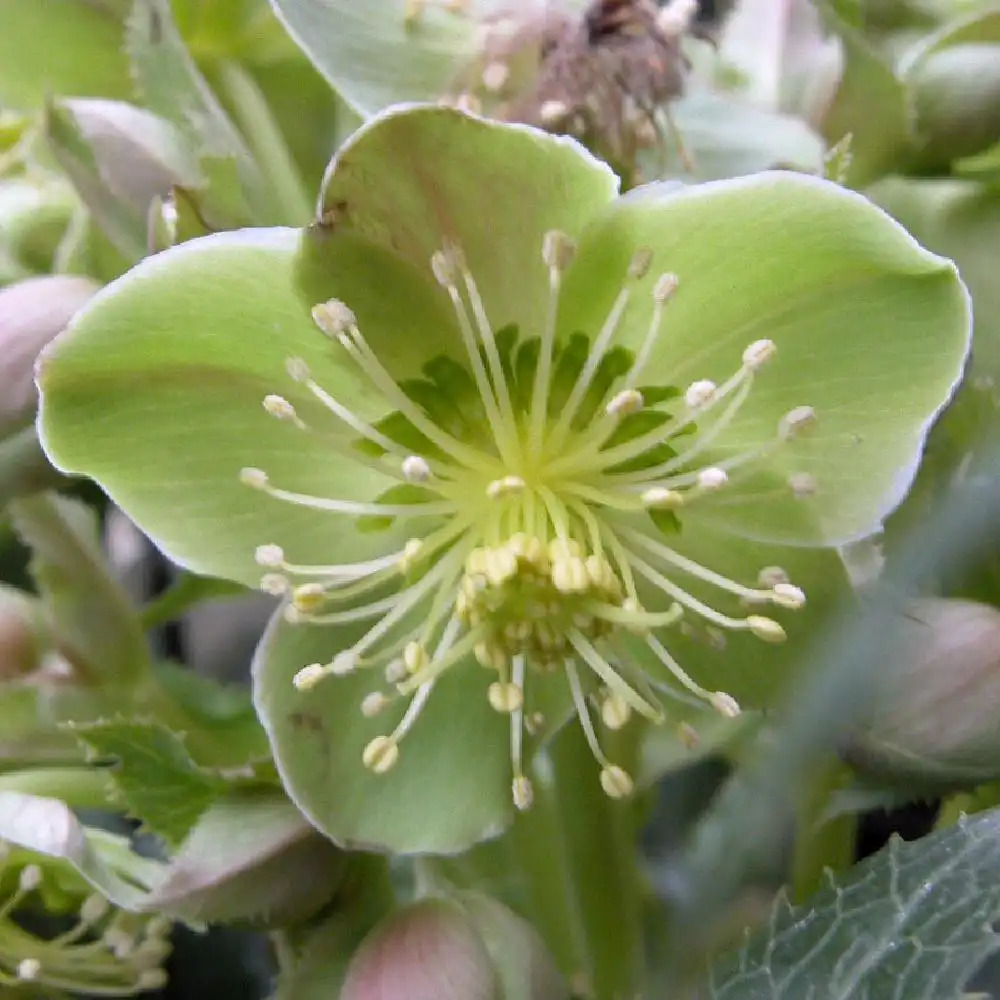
[
  {"left": 300, "top": 105, "right": 618, "bottom": 373},
  {"left": 253, "top": 609, "right": 511, "bottom": 854},
  {"left": 559, "top": 171, "right": 971, "bottom": 545},
  {"left": 268, "top": 0, "right": 478, "bottom": 116},
  {"left": 37, "top": 227, "right": 453, "bottom": 585}
]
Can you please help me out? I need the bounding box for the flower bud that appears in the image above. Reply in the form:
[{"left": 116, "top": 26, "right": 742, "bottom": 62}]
[
  {"left": 842, "top": 599, "right": 1000, "bottom": 787},
  {"left": 341, "top": 894, "right": 568, "bottom": 1000},
  {"left": 341, "top": 899, "right": 497, "bottom": 1000},
  {"left": 910, "top": 44, "right": 1000, "bottom": 169},
  {"left": 0, "top": 586, "right": 47, "bottom": 680},
  {"left": 0, "top": 275, "right": 99, "bottom": 437}
]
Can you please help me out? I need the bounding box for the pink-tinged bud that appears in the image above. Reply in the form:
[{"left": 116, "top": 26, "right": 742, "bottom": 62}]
[
  {"left": 341, "top": 899, "right": 497, "bottom": 1000},
  {"left": 0, "top": 586, "right": 46, "bottom": 680},
  {"left": 843, "top": 599, "right": 1000, "bottom": 787},
  {"left": 341, "top": 894, "right": 569, "bottom": 1000},
  {"left": 0, "top": 275, "right": 98, "bottom": 437}
]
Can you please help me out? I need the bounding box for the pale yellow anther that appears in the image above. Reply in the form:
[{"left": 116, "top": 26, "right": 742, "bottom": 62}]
[
  {"left": 384, "top": 659, "right": 408, "bottom": 684},
  {"left": 255, "top": 544, "right": 285, "bottom": 567},
  {"left": 677, "top": 722, "right": 700, "bottom": 749},
  {"left": 240, "top": 467, "right": 268, "bottom": 489},
  {"left": 454, "top": 92, "right": 482, "bottom": 115},
  {"left": 747, "top": 616, "right": 787, "bottom": 643},
  {"left": 17, "top": 959, "right": 41, "bottom": 982},
  {"left": 263, "top": 394, "right": 298, "bottom": 421},
  {"left": 474, "top": 641, "right": 508, "bottom": 671},
  {"left": 285, "top": 356, "right": 311, "bottom": 382},
  {"left": 292, "top": 583, "right": 326, "bottom": 613},
  {"left": 486, "top": 475, "right": 526, "bottom": 499},
  {"left": 771, "top": 583, "right": 806, "bottom": 610},
  {"left": 465, "top": 547, "right": 487, "bottom": 577},
  {"left": 361, "top": 691, "right": 389, "bottom": 717},
  {"left": 523, "top": 535, "right": 547, "bottom": 570},
  {"left": 485, "top": 547, "right": 518, "bottom": 585},
  {"left": 403, "top": 641, "right": 427, "bottom": 675},
  {"left": 547, "top": 537, "right": 583, "bottom": 562},
  {"left": 552, "top": 556, "right": 589, "bottom": 594},
  {"left": 779, "top": 405, "right": 818, "bottom": 440},
  {"left": 606, "top": 388, "right": 644, "bottom": 417},
  {"left": 402, "top": 455, "right": 431, "bottom": 482},
  {"left": 653, "top": 272, "right": 679, "bottom": 303},
  {"left": 331, "top": 651, "right": 358, "bottom": 676},
  {"left": 481, "top": 60, "right": 509, "bottom": 93},
  {"left": 685, "top": 379, "right": 718, "bottom": 409},
  {"left": 599, "top": 764, "right": 634, "bottom": 798},
  {"left": 628, "top": 248, "right": 654, "bottom": 280},
  {"left": 758, "top": 565, "right": 790, "bottom": 588},
  {"left": 525, "top": 711, "right": 545, "bottom": 735},
  {"left": 642, "top": 486, "right": 685, "bottom": 510},
  {"left": 542, "top": 230, "right": 576, "bottom": 272},
  {"left": 601, "top": 693, "right": 632, "bottom": 730},
  {"left": 788, "top": 472, "right": 819, "bottom": 497},
  {"left": 539, "top": 100, "right": 569, "bottom": 124},
  {"left": 80, "top": 893, "right": 110, "bottom": 925},
  {"left": 293, "top": 663, "right": 329, "bottom": 691},
  {"left": 742, "top": 339, "right": 777, "bottom": 371},
  {"left": 284, "top": 604, "right": 305, "bottom": 624},
  {"left": 488, "top": 681, "right": 524, "bottom": 713},
  {"left": 585, "top": 553, "right": 615, "bottom": 591},
  {"left": 696, "top": 467, "right": 728, "bottom": 491},
  {"left": 362, "top": 736, "right": 399, "bottom": 774},
  {"left": 512, "top": 775, "right": 534, "bottom": 811},
  {"left": 431, "top": 248, "right": 458, "bottom": 287},
  {"left": 710, "top": 691, "right": 741, "bottom": 718},
  {"left": 399, "top": 538, "right": 424, "bottom": 573},
  {"left": 312, "top": 299, "right": 358, "bottom": 338}
]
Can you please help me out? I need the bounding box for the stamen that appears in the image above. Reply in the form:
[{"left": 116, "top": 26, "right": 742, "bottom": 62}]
[
  {"left": 431, "top": 248, "right": 519, "bottom": 464},
  {"left": 789, "top": 472, "right": 819, "bottom": 497},
  {"left": 326, "top": 304, "right": 498, "bottom": 471},
  {"left": 241, "top": 473, "right": 456, "bottom": 518},
  {"left": 530, "top": 230, "right": 575, "bottom": 459},
  {"left": 568, "top": 630, "right": 664, "bottom": 722},
  {"left": 362, "top": 735, "right": 399, "bottom": 773},
  {"left": 742, "top": 339, "right": 776, "bottom": 371},
  {"left": 601, "top": 692, "right": 631, "bottom": 730},
  {"left": 684, "top": 379, "right": 718, "bottom": 410},
  {"left": 481, "top": 60, "right": 510, "bottom": 93},
  {"left": 644, "top": 632, "right": 739, "bottom": 716},
  {"left": 564, "top": 660, "right": 634, "bottom": 799},
  {"left": 605, "top": 388, "right": 644, "bottom": 417},
  {"left": 779, "top": 406, "right": 818, "bottom": 440},
  {"left": 548, "top": 251, "right": 651, "bottom": 446},
  {"left": 695, "top": 467, "right": 728, "bottom": 492},
  {"left": 509, "top": 654, "right": 530, "bottom": 809},
  {"left": 402, "top": 455, "right": 432, "bottom": 482},
  {"left": 262, "top": 394, "right": 305, "bottom": 428},
  {"left": 486, "top": 475, "right": 526, "bottom": 499},
  {"left": 623, "top": 272, "right": 678, "bottom": 390}
]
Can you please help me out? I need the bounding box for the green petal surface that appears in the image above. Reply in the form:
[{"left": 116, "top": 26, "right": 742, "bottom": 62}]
[
  {"left": 299, "top": 106, "right": 618, "bottom": 378},
  {"left": 559, "top": 171, "right": 971, "bottom": 546},
  {"left": 37, "top": 228, "right": 435, "bottom": 585},
  {"left": 255, "top": 609, "right": 505, "bottom": 854},
  {"left": 268, "top": 0, "right": 479, "bottom": 116}
]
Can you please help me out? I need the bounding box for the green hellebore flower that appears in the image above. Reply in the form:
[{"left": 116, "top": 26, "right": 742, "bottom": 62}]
[{"left": 37, "top": 107, "right": 969, "bottom": 853}]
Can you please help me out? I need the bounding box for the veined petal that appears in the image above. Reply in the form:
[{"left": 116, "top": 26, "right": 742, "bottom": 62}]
[
  {"left": 37, "top": 228, "right": 425, "bottom": 586},
  {"left": 300, "top": 105, "right": 619, "bottom": 373},
  {"left": 558, "top": 171, "right": 972, "bottom": 545}
]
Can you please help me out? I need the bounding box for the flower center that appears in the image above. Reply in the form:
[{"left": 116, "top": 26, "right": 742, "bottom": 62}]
[{"left": 243, "top": 231, "right": 816, "bottom": 809}]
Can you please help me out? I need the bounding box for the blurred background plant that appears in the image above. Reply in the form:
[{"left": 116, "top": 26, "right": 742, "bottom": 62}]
[{"left": 0, "top": 0, "right": 999, "bottom": 998}]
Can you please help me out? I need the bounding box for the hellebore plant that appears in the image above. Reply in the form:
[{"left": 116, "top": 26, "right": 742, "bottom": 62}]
[{"left": 37, "top": 106, "right": 968, "bottom": 855}]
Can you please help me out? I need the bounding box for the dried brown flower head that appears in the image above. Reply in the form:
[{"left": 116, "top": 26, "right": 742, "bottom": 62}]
[{"left": 448, "top": 0, "right": 703, "bottom": 174}]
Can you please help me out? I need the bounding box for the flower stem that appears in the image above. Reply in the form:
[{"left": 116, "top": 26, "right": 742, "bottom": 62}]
[
  {"left": 215, "top": 60, "right": 312, "bottom": 227},
  {"left": 516, "top": 724, "right": 645, "bottom": 999},
  {"left": 790, "top": 758, "right": 857, "bottom": 903}
]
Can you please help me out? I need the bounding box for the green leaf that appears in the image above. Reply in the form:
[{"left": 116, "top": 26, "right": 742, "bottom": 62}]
[
  {"left": 9, "top": 493, "right": 151, "bottom": 690},
  {"left": 141, "top": 790, "right": 346, "bottom": 925},
  {"left": 0, "top": 0, "right": 131, "bottom": 110},
  {"left": 140, "top": 572, "right": 248, "bottom": 629},
  {"left": 69, "top": 718, "right": 225, "bottom": 847},
  {"left": 815, "top": 2, "right": 913, "bottom": 185},
  {"left": 706, "top": 809, "right": 1000, "bottom": 999}
]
